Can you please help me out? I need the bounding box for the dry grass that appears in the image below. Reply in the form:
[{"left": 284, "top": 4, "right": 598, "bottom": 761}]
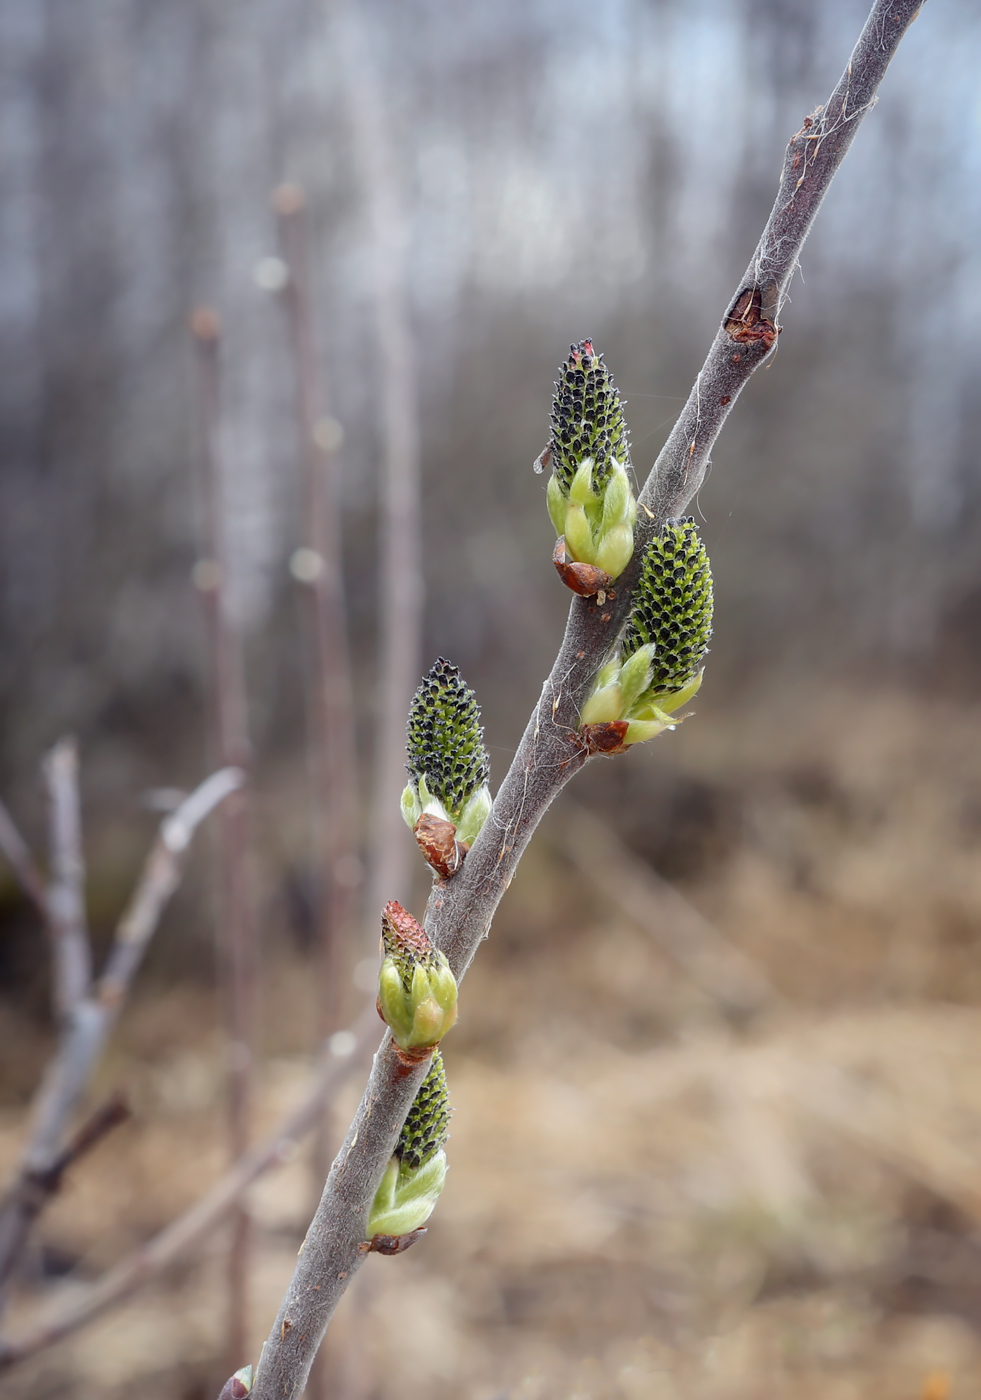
[{"left": 4, "top": 690, "right": 981, "bottom": 1398}]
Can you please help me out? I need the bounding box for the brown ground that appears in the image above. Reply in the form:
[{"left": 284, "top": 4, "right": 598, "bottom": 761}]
[{"left": 3, "top": 689, "right": 981, "bottom": 1399}]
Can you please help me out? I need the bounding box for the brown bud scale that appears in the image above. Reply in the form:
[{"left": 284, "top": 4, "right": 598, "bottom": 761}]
[
  {"left": 552, "top": 537, "right": 612, "bottom": 597},
  {"left": 580, "top": 720, "right": 630, "bottom": 756},
  {"left": 413, "top": 813, "right": 466, "bottom": 879}
]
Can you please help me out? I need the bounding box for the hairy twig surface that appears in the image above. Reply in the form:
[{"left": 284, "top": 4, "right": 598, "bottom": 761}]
[{"left": 249, "top": 4, "right": 924, "bottom": 1394}]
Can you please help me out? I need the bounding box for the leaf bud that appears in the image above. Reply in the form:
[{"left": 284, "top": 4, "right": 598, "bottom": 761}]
[{"left": 377, "top": 901, "right": 458, "bottom": 1052}]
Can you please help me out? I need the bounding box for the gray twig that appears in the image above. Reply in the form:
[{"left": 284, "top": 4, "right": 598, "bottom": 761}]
[
  {"left": 0, "top": 767, "right": 242, "bottom": 1305},
  {"left": 42, "top": 738, "right": 92, "bottom": 1020},
  {"left": 0, "top": 798, "right": 48, "bottom": 917},
  {"left": 0, "top": 1095, "right": 131, "bottom": 1286},
  {"left": 248, "top": 4, "right": 925, "bottom": 1395}
]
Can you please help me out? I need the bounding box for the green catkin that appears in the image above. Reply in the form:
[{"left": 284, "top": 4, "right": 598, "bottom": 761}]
[
  {"left": 395, "top": 1050, "right": 451, "bottom": 1174},
  {"left": 623, "top": 517, "right": 713, "bottom": 694},
  {"left": 405, "top": 658, "right": 489, "bottom": 822},
  {"left": 549, "top": 340, "right": 630, "bottom": 496}
]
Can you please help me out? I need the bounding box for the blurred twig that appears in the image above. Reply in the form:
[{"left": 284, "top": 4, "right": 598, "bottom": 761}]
[
  {"left": 338, "top": 0, "right": 423, "bottom": 935},
  {"left": 0, "top": 1095, "right": 131, "bottom": 1284},
  {"left": 0, "top": 999, "right": 379, "bottom": 1371},
  {"left": 562, "top": 802, "right": 777, "bottom": 1020},
  {"left": 0, "top": 766, "right": 243, "bottom": 1309},
  {"left": 273, "top": 182, "right": 362, "bottom": 1400},
  {"left": 0, "top": 798, "right": 49, "bottom": 917},
  {"left": 191, "top": 310, "right": 258, "bottom": 1369},
  {"left": 274, "top": 182, "right": 359, "bottom": 1037},
  {"left": 248, "top": 4, "right": 925, "bottom": 1394},
  {"left": 41, "top": 738, "right": 92, "bottom": 1020}
]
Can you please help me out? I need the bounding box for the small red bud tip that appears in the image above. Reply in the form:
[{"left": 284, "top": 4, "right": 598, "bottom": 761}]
[
  {"left": 552, "top": 538, "right": 612, "bottom": 597},
  {"left": 382, "top": 900, "right": 431, "bottom": 958},
  {"left": 581, "top": 720, "right": 630, "bottom": 756}
]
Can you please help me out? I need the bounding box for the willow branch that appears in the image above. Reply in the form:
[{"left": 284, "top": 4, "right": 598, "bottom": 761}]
[
  {"left": 0, "top": 768, "right": 243, "bottom": 1301},
  {"left": 249, "top": 4, "right": 924, "bottom": 1394}
]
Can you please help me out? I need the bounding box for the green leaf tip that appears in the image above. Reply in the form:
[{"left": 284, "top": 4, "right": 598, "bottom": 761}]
[
  {"left": 580, "top": 518, "right": 713, "bottom": 750},
  {"left": 543, "top": 341, "right": 637, "bottom": 581},
  {"left": 378, "top": 900, "right": 458, "bottom": 1051},
  {"left": 402, "top": 658, "right": 491, "bottom": 846},
  {"left": 367, "top": 1051, "right": 451, "bottom": 1239}
]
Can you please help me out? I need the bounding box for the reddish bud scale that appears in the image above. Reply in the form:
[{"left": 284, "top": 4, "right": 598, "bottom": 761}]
[{"left": 381, "top": 900, "right": 435, "bottom": 987}]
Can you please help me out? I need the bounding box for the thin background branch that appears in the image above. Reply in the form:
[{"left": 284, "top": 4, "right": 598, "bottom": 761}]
[
  {"left": 273, "top": 182, "right": 363, "bottom": 1400},
  {"left": 0, "top": 798, "right": 49, "bottom": 917},
  {"left": 249, "top": 4, "right": 926, "bottom": 1394},
  {"left": 191, "top": 310, "right": 258, "bottom": 1371},
  {"left": 274, "top": 181, "right": 360, "bottom": 1044},
  {"left": 0, "top": 997, "right": 379, "bottom": 1370},
  {"left": 42, "top": 738, "right": 92, "bottom": 1020},
  {"left": 338, "top": 0, "right": 423, "bottom": 938},
  {"left": 0, "top": 765, "right": 243, "bottom": 1308}
]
